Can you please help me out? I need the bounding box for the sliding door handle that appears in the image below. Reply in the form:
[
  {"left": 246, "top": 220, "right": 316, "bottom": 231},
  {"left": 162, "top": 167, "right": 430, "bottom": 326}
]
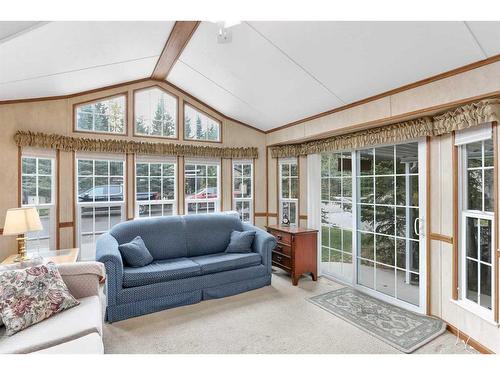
[{"left": 414, "top": 217, "right": 423, "bottom": 237}]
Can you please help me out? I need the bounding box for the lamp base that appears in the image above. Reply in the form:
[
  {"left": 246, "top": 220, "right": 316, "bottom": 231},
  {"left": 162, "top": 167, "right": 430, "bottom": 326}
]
[{"left": 13, "top": 235, "right": 30, "bottom": 263}]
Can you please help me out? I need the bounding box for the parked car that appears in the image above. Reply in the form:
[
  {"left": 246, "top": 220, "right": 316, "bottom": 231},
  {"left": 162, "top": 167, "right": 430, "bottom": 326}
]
[{"left": 186, "top": 187, "right": 218, "bottom": 200}]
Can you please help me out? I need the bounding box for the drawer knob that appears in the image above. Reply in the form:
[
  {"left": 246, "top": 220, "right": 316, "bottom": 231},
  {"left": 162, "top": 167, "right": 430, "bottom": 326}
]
[{"left": 277, "top": 235, "right": 282, "bottom": 240}]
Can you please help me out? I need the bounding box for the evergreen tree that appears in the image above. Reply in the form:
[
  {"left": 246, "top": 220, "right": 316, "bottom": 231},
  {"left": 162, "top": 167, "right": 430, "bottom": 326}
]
[
  {"left": 152, "top": 99, "right": 166, "bottom": 136},
  {"left": 109, "top": 101, "right": 124, "bottom": 133},
  {"left": 195, "top": 115, "right": 204, "bottom": 139},
  {"left": 207, "top": 124, "right": 218, "bottom": 140},
  {"left": 185, "top": 116, "right": 193, "bottom": 139},
  {"left": 136, "top": 116, "right": 147, "bottom": 134},
  {"left": 94, "top": 102, "right": 109, "bottom": 132},
  {"left": 163, "top": 112, "right": 175, "bottom": 137}
]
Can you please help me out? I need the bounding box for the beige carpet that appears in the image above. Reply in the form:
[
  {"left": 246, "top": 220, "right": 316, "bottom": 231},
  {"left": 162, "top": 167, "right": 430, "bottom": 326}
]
[{"left": 103, "top": 270, "right": 477, "bottom": 354}]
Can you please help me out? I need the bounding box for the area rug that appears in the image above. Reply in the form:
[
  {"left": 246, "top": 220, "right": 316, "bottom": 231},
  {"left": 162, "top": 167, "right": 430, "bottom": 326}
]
[{"left": 308, "top": 287, "right": 446, "bottom": 353}]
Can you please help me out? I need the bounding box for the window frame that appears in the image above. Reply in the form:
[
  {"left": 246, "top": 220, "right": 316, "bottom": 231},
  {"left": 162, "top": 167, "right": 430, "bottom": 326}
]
[
  {"left": 21, "top": 151, "right": 56, "bottom": 252},
  {"left": 458, "top": 139, "right": 495, "bottom": 321},
  {"left": 133, "top": 85, "right": 179, "bottom": 140},
  {"left": 134, "top": 156, "right": 177, "bottom": 218},
  {"left": 183, "top": 102, "right": 222, "bottom": 143},
  {"left": 75, "top": 153, "right": 126, "bottom": 261},
  {"left": 184, "top": 159, "right": 221, "bottom": 215},
  {"left": 278, "top": 158, "right": 299, "bottom": 226},
  {"left": 232, "top": 159, "right": 254, "bottom": 224},
  {"left": 73, "top": 93, "right": 128, "bottom": 136}
]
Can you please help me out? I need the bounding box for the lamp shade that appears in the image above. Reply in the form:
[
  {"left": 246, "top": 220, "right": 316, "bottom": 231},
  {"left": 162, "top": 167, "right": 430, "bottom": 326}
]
[{"left": 3, "top": 207, "right": 43, "bottom": 236}]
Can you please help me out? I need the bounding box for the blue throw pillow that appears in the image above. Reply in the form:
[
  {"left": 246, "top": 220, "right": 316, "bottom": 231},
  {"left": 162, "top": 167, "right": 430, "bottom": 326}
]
[
  {"left": 225, "top": 230, "right": 256, "bottom": 253},
  {"left": 118, "top": 236, "right": 153, "bottom": 267}
]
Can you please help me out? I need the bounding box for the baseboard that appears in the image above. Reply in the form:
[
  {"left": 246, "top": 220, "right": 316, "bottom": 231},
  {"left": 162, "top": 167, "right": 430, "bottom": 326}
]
[{"left": 446, "top": 323, "right": 495, "bottom": 354}]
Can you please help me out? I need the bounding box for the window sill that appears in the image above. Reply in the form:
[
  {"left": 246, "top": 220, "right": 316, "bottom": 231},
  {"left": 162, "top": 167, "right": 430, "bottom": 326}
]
[{"left": 449, "top": 299, "right": 499, "bottom": 327}]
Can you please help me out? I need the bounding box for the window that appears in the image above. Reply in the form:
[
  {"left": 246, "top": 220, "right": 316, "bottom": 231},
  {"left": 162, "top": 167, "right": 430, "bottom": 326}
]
[
  {"left": 76, "top": 157, "right": 125, "bottom": 260},
  {"left": 460, "top": 139, "right": 494, "bottom": 316},
  {"left": 21, "top": 155, "right": 56, "bottom": 252},
  {"left": 135, "top": 158, "right": 177, "bottom": 218},
  {"left": 134, "top": 87, "right": 177, "bottom": 138},
  {"left": 279, "top": 159, "right": 299, "bottom": 226},
  {"left": 184, "top": 104, "right": 221, "bottom": 142},
  {"left": 320, "top": 152, "right": 353, "bottom": 282},
  {"left": 233, "top": 160, "right": 253, "bottom": 223},
  {"left": 75, "top": 95, "right": 126, "bottom": 134},
  {"left": 185, "top": 161, "right": 220, "bottom": 215}
]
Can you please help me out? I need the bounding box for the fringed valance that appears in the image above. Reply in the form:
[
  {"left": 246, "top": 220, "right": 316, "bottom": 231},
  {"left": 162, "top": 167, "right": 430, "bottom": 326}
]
[
  {"left": 271, "top": 99, "right": 500, "bottom": 158},
  {"left": 432, "top": 99, "right": 500, "bottom": 136},
  {"left": 14, "top": 131, "right": 259, "bottom": 159},
  {"left": 271, "top": 118, "right": 433, "bottom": 158}
]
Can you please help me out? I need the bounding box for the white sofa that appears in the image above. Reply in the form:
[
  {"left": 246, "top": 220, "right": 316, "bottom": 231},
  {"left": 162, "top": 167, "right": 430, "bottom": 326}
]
[{"left": 0, "top": 261, "right": 105, "bottom": 354}]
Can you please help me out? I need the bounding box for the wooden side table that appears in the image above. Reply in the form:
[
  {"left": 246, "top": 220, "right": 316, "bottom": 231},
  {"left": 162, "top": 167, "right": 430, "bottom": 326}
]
[
  {"left": 1, "top": 248, "right": 80, "bottom": 266},
  {"left": 265, "top": 225, "right": 318, "bottom": 286}
]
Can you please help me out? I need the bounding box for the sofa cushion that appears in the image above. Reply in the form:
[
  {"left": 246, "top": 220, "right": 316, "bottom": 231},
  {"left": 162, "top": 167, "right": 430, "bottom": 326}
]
[
  {"left": 33, "top": 332, "right": 103, "bottom": 354},
  {"left": 122, "top": 258, "right": 201, "bottom": 288},
  {"left": 110, "top": 216, "right": 188, "bottom": 260},
  {"left": 225, "top": 230, "right": 256, "bottom": 253},
  {"left": 184, "top": 213, "right": 243, "bottom": 257},
  {"left": 190, "top": 252, "right": 262, "bottom": 275},
  {"left": 118, "top": 236, "right": 153, "bottom": 267},
  {"left": 0, "top": 295, "right": 102, "bottom": 354}
]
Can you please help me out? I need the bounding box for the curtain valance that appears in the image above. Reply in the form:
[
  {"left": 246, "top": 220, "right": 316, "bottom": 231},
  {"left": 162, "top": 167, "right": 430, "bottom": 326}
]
[
  {"left": 270, "top": 98, "right": 500, "bottom": 158},
  {"left": 14, "top": 131, "right": 258, "bottom": 159}
]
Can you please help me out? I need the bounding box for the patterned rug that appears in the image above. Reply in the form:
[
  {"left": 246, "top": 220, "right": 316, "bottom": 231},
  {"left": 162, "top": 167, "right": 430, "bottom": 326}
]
[{"left": 308, "top": 287, "right": 446, "bottom": 353}]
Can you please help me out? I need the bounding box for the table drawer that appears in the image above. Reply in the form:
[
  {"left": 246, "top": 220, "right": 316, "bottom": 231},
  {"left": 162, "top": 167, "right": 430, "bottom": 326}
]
[
  {"left": 274, "top": 242, "right": 292, "bottom": 256},
  {"left": 272, "top": 251, "right": 291, "bottom": 269},
  {"left": 268, "top": 229, "right": 292, "bottom": 245}
]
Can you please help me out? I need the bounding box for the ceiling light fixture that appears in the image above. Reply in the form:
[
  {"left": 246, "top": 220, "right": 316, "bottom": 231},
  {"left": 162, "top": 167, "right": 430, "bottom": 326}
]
[{"left": 214, "top": 21, "right": 241, "bottom": 44}]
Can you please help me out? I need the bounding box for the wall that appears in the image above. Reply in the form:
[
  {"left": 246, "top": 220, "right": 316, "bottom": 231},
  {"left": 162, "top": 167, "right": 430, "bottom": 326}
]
[
  {"left": 265, "top": 61, "right": 500, "bottom": 352},
  {"left": 0, "top": 79, "right": 267, "bottom": 261}
]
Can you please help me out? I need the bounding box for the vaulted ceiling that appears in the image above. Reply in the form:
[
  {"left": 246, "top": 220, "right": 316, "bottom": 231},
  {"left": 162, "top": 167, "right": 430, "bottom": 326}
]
[{"left": 1, "top": 21, "right": 500, "bottom": 131}]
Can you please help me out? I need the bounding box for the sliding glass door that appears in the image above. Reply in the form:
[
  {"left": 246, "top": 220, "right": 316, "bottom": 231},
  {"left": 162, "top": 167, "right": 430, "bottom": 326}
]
[{"left": 320, "top": 141, "right": 426, "bottom": 312}]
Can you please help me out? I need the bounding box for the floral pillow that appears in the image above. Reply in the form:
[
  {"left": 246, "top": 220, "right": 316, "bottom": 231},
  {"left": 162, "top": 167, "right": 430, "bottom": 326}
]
[{"left": 0, "top": 262, "right": 79, "bottom": 336}]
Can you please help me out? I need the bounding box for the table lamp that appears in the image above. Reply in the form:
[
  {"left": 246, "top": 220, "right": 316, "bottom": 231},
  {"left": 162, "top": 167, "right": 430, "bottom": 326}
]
[{"left": 3, "top": 207, "right": 43, "bottom": 262}]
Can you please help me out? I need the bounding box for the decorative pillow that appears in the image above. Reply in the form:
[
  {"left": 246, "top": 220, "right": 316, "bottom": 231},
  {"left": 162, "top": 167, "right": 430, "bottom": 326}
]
[
  {"left": 118, "top": 236, "right": 153, "bottom": 267},
  {"left": 225, "top": 230, "right": 256, "bottom": 253},
  {"left": 0, "top": 262, "right": 80, "bottom": 336}
]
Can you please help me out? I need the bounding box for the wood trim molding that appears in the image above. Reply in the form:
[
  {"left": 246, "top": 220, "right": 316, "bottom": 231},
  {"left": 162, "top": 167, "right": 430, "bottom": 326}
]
[
  {"left": 72, "top": 91, "right": 129, "bottom": 137},
  {"left": 252, "top": 158, "right": 256, "bottom": 225},
  {"left": 446, "top": 323, "right": 494, "bottom": 354},
  {"left": 429, "top": 233, "right": 454, "bottom": 245},
  {"left": 299, "top": 214, "right": 308, "bottom": 220},
  {"left": 267, "top": 212, "right": 278, "bottom": 218},
  {"left": 56, "top": 150, "right": 60, "bottom": 249},
  {"left": 426, "top": 136, "right": 431, "bottom": 315},
  {"left": 0, "top": 228, "right": 3, "bottom": 235},
  {"left": 452, "top": 132, "right": 459, "bottom": 300},
  {"left": 266, "top": 53, "right": 500, "bottom": 134},
  {"left": 254, "top": 212, "right": 268, "bottom": 217},
  {"left": 493, "top": 122, "right": 499, "bottom": 323},
  {"left": 17, "top": 146, "right": 22, "bottom": 207},
  {"left": 151, "top": 21, "right": 200, "bottom": 80},
  {"left": 58, "top": 221, "right": 74, "bottom": 228}
]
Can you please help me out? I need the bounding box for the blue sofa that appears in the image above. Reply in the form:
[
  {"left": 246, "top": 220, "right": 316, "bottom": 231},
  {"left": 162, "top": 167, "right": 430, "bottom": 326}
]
[{"left": 96, "top": 212, "right": 276, "bottom": 322}]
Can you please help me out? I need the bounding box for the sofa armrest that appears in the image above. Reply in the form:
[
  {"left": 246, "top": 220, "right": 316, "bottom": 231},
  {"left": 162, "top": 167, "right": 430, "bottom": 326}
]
[
  {"left": 57, "top": 261, "right": 105, "bottom": 299},
  {"left": 95, "top": 233, "right": 123, "bottom": 305},
  {"left": 242, "top": 223, "right": 277, "bottom": 273}
]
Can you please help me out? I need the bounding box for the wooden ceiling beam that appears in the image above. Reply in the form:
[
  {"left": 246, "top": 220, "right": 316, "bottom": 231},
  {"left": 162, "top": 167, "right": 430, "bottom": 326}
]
[{"left": 151, "top": 21, "right": 201, "bottom": 80}]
